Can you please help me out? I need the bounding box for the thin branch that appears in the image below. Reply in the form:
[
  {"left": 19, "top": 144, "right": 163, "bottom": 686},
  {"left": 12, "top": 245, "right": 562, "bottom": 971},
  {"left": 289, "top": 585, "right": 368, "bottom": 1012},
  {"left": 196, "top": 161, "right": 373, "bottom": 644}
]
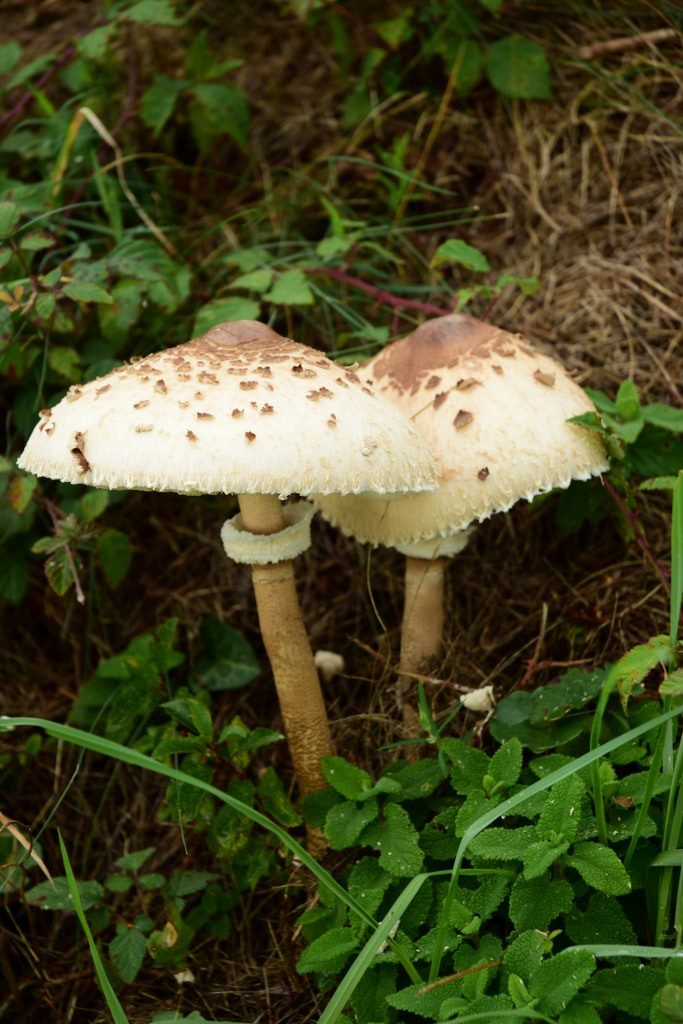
[
  {"left": 307, "top": 266, "right": 452, "bottom": 317},
  {"left": 604, "top": 477, "right": 670, "bottom": 593},
  {"left": 576, "top": 28, "right": 678, "bottom": 60}
]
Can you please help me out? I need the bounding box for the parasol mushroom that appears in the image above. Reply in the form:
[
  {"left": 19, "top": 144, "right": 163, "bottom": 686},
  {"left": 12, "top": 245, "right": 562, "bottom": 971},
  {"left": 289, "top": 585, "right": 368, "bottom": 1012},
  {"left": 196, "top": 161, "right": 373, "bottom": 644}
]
[
  {"left": 18, "top": 320, "right": 438, "bottom": 799},
  {"left": 313, "top": 314, "right": 609, "bottom": 734}
]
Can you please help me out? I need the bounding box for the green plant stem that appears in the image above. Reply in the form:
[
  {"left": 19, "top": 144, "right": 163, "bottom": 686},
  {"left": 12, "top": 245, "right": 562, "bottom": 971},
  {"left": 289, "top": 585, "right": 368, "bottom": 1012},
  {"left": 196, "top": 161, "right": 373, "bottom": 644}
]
[
  {"left": 589, "top": 671, "right": 618, "bottom": 846},
  {"left": 624, "top": 726, "right": 664, "bottom": 869}
]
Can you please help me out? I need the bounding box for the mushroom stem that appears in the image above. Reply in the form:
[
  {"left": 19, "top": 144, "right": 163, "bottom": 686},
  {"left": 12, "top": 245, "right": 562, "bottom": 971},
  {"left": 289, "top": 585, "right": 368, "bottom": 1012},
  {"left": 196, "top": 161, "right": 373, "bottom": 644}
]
[
  {"left": 237, "top": 493, "right": 334, "bottom": 798},
  {"left": 399, "top": 556, "right": 447, "bottom": 743}
]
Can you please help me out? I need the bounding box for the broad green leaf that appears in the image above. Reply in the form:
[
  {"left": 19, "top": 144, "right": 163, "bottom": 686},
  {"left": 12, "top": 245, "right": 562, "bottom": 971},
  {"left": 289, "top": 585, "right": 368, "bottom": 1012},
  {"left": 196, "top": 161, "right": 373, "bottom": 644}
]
[
  {"left": 643, "top": 404, "right": 683, "bottom": 434},
  {"left": 0, "top": 201, "right": 20, "bottom": 239},
  {"left": 7, "top": 53, "right": 55, "bottom": 90},
  {"left": 441, "top": 737, "right": 489, "bottom": 794},
  {"left": 7, "top": 474, "right": 37, "bottom": 514},
  {"left": 661, "top": 670, "right": 683, "bottom": 699},
  {"left": 522, "top": 838, "right": 569, "bottom": 879},
  {"left": 45, "top": 547, "right": 75, "bottom": 596},
  {"left": 225, "top": 247, "right": 270, "bottom": 271},
  {"left": 364, "top": 803, "right": 424, "bottom": 877},
  {"left": 193, "top": 297, "right": 260, "bottom": 336},
  {"left": 610, "top": 635, "right": 670, "bottom": 710},
  {"left": 615, "top": 379, "right": 640, "bottom": 421},
  {"left": 564, "top": 892, "right": 637, "bottom": 946},
  {"left": 296, "top": 926, "right": 360, "bottom": 974},
  {"left": 322, "top": 756, "right": 374, "bottom": 800},
  {"left": 486, "top": 35, "right": 552, "bottom": 100},
  {"left": 229, "top": 268, "right": 273, "bottom": 293},
  {"left": 565, "top": 842, "right": 631, "bottom": 895},
  {"left": 503, "top": 929, "right": 546, "bottom": 985},
  {"left": 25, "top": 876, "right": 103, "bottom": 911},
  {"left": 585, "top": 964, "right": 664, "bottom": 1017},
  {"left": 265, "top": 268, "right": 314, "bottom": 306},
  {"left": 20, "top": 232, "right": 53, "bottom": 252},
  {"left": 109, "top": 924, "right": 147, "bottom": 983},
  {"left": 325, "top": 799, "right": 378, "bottom": 849},
  {"left": 140, "top": 76, "right": 187, "bottom": 135},
  {"left": 116, "top": 847, "right": 156, "bottom": 872},
  {"left": 77, "top": 24, "right": 116, "bottom": 60},
  {"left": 431, "top": 239, "right": 490, "bottom": 272},
  {"left": 489, "top": 738, "right": 523, "bottom": 787},
  {"left": 104, "top": 874, "right": 133, "bottom": 893},
  {"left": 97, "top": 528, "right": 133, "bottom": 586},
  {"left": 167, "top": 870, "right": 219, "bottom": 897},
  {"left": 193, "top": 618, "right": 259, "bottom": 691},
  {"left": 63, "top": 281, "right": 113, "bottom": 304},
  {"left": 509, "top": 873, "right": 573, "bottom": 931},
  {"left": 257, "top": 767, "right": 302, "bottom": 826},
  {"left": 0, "top": 41, "right": 22, "bottom": 75},
  {"left": 529, "top": 950, "right": 596, "bottom": 1016},
  {"left": 536, "top": 774, "right": 584, "bottom": 843},
  {"left": 48, "top": 345, "right": 81, "bottom": 379},
  {"left": 191, "top": 82, "right": 249, "bottom": 148},
  {"left": 660, "top": 983, "right": 683, "bottom": 1021},
  {"left": 347, "top": 857, "right": 392, "bottom": 919},
  {"left": 121, "top": 0, "right": 180, "bottom": 25},
  {"left": 469, "top": 825, "right": 536, "bottom": 861},
  {"left": 35, "top": 292, "right": 56, "bottom": 319}
]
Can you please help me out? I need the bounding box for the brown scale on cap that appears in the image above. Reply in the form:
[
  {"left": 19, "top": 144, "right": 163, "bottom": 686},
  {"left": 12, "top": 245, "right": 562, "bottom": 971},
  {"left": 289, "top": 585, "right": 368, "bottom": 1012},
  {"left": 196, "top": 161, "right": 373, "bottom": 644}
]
[
  {"left": 96, "top": 385, "right": 111, "bottom": 397},
  {"left": 154, "top": 379, "right": 168, "bottom": 394},
  {"left": 134, "top": 400, "right": 149, "bottom": 409},
  {"left": 327, "top": 414, "right": 337, "bottom": 427},
  {"left": 197, "top": 371, "right": 219, "bottom": 385},
  {"left": 245, "top": 431, "right": 256, "bottom": 442},
  {"left": 231, "top": 408, "right": 243, "bottom": 418},
  {"left": 197, "top": 412, "right": 213, "bottom": 420},
  {"left": 456, "top": 378, "right": 481, "bottom": 390},
  {"left": 492, "top": 364, "right": 503, "bottom": 375},
  {"left": 478, "top": 467, "right": 490, "bottom": 480},
  {"left": 240, "top": 380, "right": 258, "bottom": 390},
  {"left": 186, "top": 430, "right": 197, "bottom": 442},
  {"left": 425, "top": 375, "right": 442, "bottom": 389},
  {"left": 135, "top": 424, "right": 153, "bottom": 433},
  {"left": 178, "top": 400, "right": 189, "bottom": 408},
  {"left": 453, "top": 410, "right": 474, "bottom": 429},
  {"left": 66, "top": 386, "right": 82, "bottom": 403},
  {"left": 260, "top": 404, "right": 274, "bottom": 415},
  {"left": 433, "top": 393, "right": 448, "bottom": 410},
  {"left": 256, "top": 366, "right": 272, "bottom": 377},
  {"left": 534, "top": 369, "right": 556, "bottom": 388},
  {"left": 194, "top": 391, "right": 204, "bottom": 400}
]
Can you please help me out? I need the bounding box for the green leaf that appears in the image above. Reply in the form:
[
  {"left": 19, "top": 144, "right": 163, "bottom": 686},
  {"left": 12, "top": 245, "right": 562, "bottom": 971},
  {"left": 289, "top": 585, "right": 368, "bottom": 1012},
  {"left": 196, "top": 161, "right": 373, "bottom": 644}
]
[
  {"left": 193, "top": 297, "right": 260, "bottom": 336},
  {"left": 615, "top": 379, "right": 640, "bottom": 421},
  {"left": 7, "top": 474, "right": 37, "bottom": 514},
  {"left": 469, "top": 825, "right": 536, "bottom": 861},
  {"left": 0, "top": 201, "right": 20, "bottom": 240},
  {"left": 509, "top": 873, "right": 574, "bottom": 931},
  {"left": 116, "top": 847, "right": 156, "bottom": 872},
  {"left": 225, "top": 247, "right": 270, "bottom": 271},
  {"left": 441, "top": 737, "right": 489, "bottom": 794},
  {"left": 63, "top": 281, "right": 113, "bottom": 304},
  {"left": 193, "top": 618, "right": 259, "bottom": 691},
  {"left": 431, "top": 238, "right": 490, "bottom": 272},
  {"left": 45, "top": 547, "right": 75, "bottom": 596},
  {"left": 257, "top": 767, "right": 302, "bottom": 826},
  {"left": 110, "top": 924, "right": 147, "bottom": 983},
  {"left": 503, "top": 930, "right": 546, "bottom": 985},
  {"left": 167, "top": 870, "right": 218, "bottom": 897},
  {"left": 77, "top": 24, "right": 116, "bottom": 60},
  {"left": 265, "top": 268, "right": 314, "bottom": 306},
  {"left": 97, "top": 528, "right": 133, "bottom": 587},
  {"left": 643, "top": 404, "right": 683, "bottom": 434},
  {"left": 536, "top": 775, "right": 584, "bottom": 843},
  {"left": 121, "top": 0, "right": 180, "bottom": 25},
  {"left": 20, "top": 232, "right": 54, "bottom": 252},
  {"left": 78, "top": 490, "right": 109, "bottom": 522},
  {"left": 35, "top": 292, "right": 56, "bottom": 319},
  {"left": 660, "top": 983, "right": 683, "bottom": 1021},
  {"left": 486, "top": 35, "right": 552, "bottom": 100},
  {"left": 529, "top": 950, "right": 596, "bottom": 1016},
  {"left": 489, "top": 738, "right": 523, "bottom": 787},
  {"left": 559, "top": 1001, "right": 603, "bottom": 1024},
  {"left": 610, "top": 636, "right": 670, "bottom": 710},
  {"left": 139, "top": 873, "right": 165, "bottom": 890},
  {"left": 364, "top": 803, "right": 424, "bottom": 877},
  {"left": 104, "top": 874, "right": 133, "bottom": 893},
  {"left": 7, "top": 53, "right": 55, "bottom": 90},
  {"left": 140, "top": 76, "right": 187, "bottom": 135},
  {"left": 191, "top": 82, "right": 249, "bottom": 148},
  {"left": 0, "top": 549, "right": 29, "bottom": 605},
  {"left": 522, "top": 838, "right": 569, "bottom": 879},
  {"left": 325, "top": 799, "right": 378, "bottom": 849},
  {"left": 661, "top": 670, "right": 683, "bottom": 699},
  {"left": 321, "top": 756, "right": 373, "bottom": 800},
  {"left": 565, "top": 842, "right": 632, "bottom": 895},
  {"left": 0, "top": 41, "right": 22, "bottom": 75},
  {"left": 229, "top": 268, "right": 273, "bottom": 294},
  {"left": 586, "top": 964, "right": 664, "bottom": 1017},
  {"left": 347, "top": 857, "right": 392, "bottom": 918},
  {"left": 48, "top": 346, "right": 81, "bottom": 379},
  {"left": 564, "top": 892, "right": 637, "bottom": 946},
  {"left": 296, "top": 926, "right": 360, "bottom": 974},
  {"left": 25, "top": 876, "right": 104, "bottom": 911}
]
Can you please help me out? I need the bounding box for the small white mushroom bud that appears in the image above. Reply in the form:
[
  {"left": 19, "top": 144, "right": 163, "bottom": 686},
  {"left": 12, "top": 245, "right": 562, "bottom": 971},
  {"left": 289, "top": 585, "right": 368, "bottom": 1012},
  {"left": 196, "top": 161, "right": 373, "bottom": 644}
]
[
  {"left": 314, "top": 650, "right": 345, "bottom": 683},
  {"left": 461, "top": 685, "right": 495, "bottom": 713}
]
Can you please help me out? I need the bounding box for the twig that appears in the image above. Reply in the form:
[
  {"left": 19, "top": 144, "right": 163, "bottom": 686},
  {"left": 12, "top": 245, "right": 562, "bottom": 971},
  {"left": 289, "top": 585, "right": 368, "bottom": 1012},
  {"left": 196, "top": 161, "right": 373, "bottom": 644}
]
[
  {"left": 0, "top": 48, "right": 75, "bottom": 132},
  {"left": 576, "top": 28, "right": 678, "bottom": 60},
  {"left": 418, "top": 959, "right": 502, "bottom": 994},
  {"left": 307, "top": 266, "right": 452, "bottom": 317},
  {"left": 604, "top": 478, "right": 670, "bottom": 593}
]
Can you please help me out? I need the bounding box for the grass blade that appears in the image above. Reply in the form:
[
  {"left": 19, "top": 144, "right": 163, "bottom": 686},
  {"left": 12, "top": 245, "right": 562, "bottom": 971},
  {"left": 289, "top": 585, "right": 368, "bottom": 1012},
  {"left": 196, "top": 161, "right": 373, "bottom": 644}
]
[
  {"left": 568, "top": 944, "right": 683, "bottom": 959},
  {"left": 58, "top": 831, "right": 129, "bottom": 1024}
]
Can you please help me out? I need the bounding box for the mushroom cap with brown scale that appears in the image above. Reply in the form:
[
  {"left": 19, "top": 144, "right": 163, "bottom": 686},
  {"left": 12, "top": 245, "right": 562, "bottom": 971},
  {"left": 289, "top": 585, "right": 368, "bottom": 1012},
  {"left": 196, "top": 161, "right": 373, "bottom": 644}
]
[
  {"left": 17, "top": 321, "right": 438, "bottom": 497},
  {"left": 313, "top": 314, "right": 609, "bottom": 545}
]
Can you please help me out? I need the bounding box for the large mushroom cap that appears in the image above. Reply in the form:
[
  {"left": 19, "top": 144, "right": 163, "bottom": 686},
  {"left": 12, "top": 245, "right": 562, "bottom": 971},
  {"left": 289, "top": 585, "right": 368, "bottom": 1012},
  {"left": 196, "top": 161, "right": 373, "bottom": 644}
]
[
  {"left": 313, "top": 314, "right": 609, "bottom": 545},
  {"left": 18, "top": 321, "right": 438, "bottom": 498}
]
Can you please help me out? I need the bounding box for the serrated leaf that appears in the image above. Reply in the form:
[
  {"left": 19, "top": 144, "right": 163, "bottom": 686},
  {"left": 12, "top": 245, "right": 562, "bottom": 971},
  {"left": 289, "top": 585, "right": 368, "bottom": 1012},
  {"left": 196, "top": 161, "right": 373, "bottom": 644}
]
[
  {"left": 193, "top": 297, "right": 260, "bottom": 336},
  {"left": 77, "top": 24, "right": 116, "bottom": 60},
  {"left": 25, "top": 876, "right": 103, "bottom": 911},
  {"left": 661, "top": 670, "right": 683, "bottom": 698},
  {"left": 489, "top": 738, "right": 523, "bottom": 787},
  {"left": 431, "top": 238, "right": 490, "bottom": 272},
  {"left": 296, "top": 926, "right": 360, "bottom": 974},
  {"left": 35, "top": 292, "right": 56, "bottom": 318},
  {"left": 257, "top": 767, "right": 302, "bottom": 826},
  {"left": 167, "top": 870, "right": 218, "bottom": 897},
  {"left": 503, "top": 929, "right": 546, "bottom": 984},
  {"left": 611, "top": 636, "right": 670, "bottom": 710},
  {"left": 7, "top": 474, "right": 37, "bottom": 514},
  {"left": 325, "top": 799, "right": 378, "bottom": 849},
  {"left": 45, "top": 547, "right": 75, "bottom": 596},
  {"left": 564, "top": 892, "right": 637, "bottom": 946},
  {"left": 586, "top": 964, "right": 664, "bottom": 1017},
  {"left": 105, "top": 874, "right": 133, "bottom": 893},
  {"left": 660, "top": 983, "right": 683, "bottom": 1021},
  {"left": 63, "top": 281, "right": 112, "bottom": 304},
  {"left": 365, "top": 803, "right": 423, "bottom": 877},
  {"left": 529, "top": 949, "right": 596, "bottom": 1015},
  {"left": 523, "top": 838, "right": 569, "bottom": 879},
  {"left": 615, "top": 378, "right": 640, "bottom": 421},
  {"left": 265, "top": 268, "right": 314, "bottom": 306},
  {"left": 536, "top": 774, "right": 584, "bottom": 843},
  {"left": 139, "top": 873, "right": 165, "bottom": 890},
  {"left": 110, "top": 924, "right": 147, "bottom": 983},
  {"left": 78, "top": 490, "right": 109, "bottom": 522},
  {"left": 469, "top": 825, "right": 536, "bottom": 861},
  {"left": 140, "top": 76, "right": 187, "bottom": 135},
  {"left": 642, "top": 404, "right": 683, "bottom": 434},
  {"left": 509, "top": 873, "right": 574, "bottom": 931},
  {"left": 20, "top": 232, "right": 54, "bottom": 252},
  {"left": 347, "top": 857, "right": 392, "bottom": 918},
  {"left": 487, "top": 34, "right": 552, "bottom": 100},
  {"left": 321, "top": 756, "right": 373, "bottom": 800},
  {"left": 565, "top": 842, "right": 632, "bottom": 895},
  {"left": 441, "top": 737, "right": 489, "bottom": 794},
  {"left": 97, "top": 528, "right": 132, "bottom": 586},
  {"left": 191, "top": 82, "right": 249, "bottom": 148}
]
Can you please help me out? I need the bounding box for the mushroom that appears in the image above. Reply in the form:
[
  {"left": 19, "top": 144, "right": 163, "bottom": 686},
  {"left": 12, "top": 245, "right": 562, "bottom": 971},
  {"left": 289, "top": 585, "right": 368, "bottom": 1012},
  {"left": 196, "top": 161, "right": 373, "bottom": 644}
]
[
  {"left": 313, "top": 314, "right": 609, "bottom": 732},
  {"left": 18, "top": 320, "right": 438, "bottom": 799}
]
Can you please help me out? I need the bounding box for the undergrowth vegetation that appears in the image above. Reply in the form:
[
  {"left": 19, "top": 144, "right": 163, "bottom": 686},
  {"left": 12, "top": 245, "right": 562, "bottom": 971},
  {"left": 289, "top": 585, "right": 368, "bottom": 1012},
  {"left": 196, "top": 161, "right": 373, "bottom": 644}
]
[{"left": 1, "top": 0, "right": 682, "bottom": 1022}]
